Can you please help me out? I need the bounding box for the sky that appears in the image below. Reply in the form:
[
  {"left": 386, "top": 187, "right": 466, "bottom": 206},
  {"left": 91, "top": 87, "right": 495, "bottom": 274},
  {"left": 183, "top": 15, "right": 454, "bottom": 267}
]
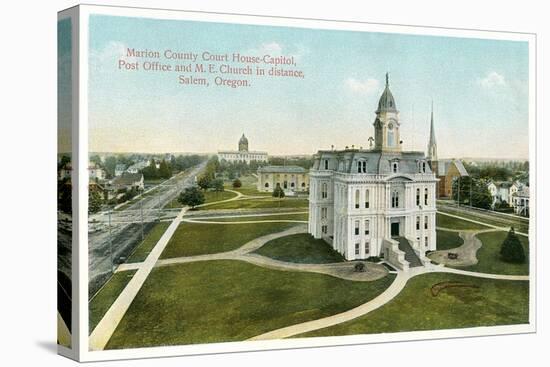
[
  {"left": 88, "top": 15, "right": 529, "bottom": 159},
  {"left": 58, "top": 17, "right": 72, "bottom": 154}
]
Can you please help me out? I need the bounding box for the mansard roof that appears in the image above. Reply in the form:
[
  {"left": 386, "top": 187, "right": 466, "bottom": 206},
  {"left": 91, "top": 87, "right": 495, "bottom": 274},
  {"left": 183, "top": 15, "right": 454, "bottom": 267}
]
[
  {"left": 313, "top": 149, "right": 432, "bottom": 175},
  {"left": 258, "top": 165, "right": 307, "bottom": 174}
]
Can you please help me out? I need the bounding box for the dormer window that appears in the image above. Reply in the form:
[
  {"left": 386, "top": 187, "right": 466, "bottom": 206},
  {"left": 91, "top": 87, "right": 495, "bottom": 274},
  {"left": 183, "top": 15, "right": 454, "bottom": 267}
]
[
  {"left": 357, "top": 160, "right": 367, "bottom": 173},
  {"left": 392, "top": 161, "right": 399, "bottom": 173},
  {"left": 324, "top": 159, "right": 329, "bottom": 170},
  {"left": 422, "top": 161, "right": 427, "bottom": 173}
]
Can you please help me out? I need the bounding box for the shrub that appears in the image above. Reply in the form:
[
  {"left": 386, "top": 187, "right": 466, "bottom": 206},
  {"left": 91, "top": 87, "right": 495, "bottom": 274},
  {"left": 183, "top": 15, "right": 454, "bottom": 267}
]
[
  {"left": 354, "top": 262, "right": 366, "bottom": 272},
  {"left": 232, "top": 178, "right": 242, "bottom": 188},
  {"left": 500, "top": 227, "right": 526, "bottom": 263}
]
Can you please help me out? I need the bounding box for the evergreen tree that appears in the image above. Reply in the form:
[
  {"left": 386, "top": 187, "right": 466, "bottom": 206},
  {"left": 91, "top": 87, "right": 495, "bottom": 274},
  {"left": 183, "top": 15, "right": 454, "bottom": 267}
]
[
  {"left": 178, "top": 186, "right": 205, "bottom": 209},
  {"left": 500, "top": 227, "right": 526, "bottom": 263},
  {"left": 158, "top": 159, "right": 172, "bottom": 179},
  {"left": 232, "top": 178, "right": 242, "bottom": 188},
  {"left": 272, "top": 185, "right": 285, "bottom": 198},
  {"left": 88, "top": 186, "right": 103, "bottom": 214}
]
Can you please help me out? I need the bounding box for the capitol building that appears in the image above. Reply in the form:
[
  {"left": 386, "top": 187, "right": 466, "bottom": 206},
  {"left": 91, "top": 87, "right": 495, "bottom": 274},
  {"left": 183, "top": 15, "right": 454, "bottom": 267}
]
[
  {"left": 217, "top": 134, "right": 268, "bottom": 164},
  {"left": 308, "top": 74, "right": 437, "bottom": 270}
]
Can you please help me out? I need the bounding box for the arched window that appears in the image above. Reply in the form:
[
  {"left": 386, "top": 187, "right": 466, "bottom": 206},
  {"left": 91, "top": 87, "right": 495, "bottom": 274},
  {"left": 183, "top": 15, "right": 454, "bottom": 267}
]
[
  {"left": 355, "top": 189, "right": 360, "bottom": 209},
  {"left": 387, "top": 129, "right": 395, "bottom": 147},
  {"left": 301, "top": 182, "right": 306, "bottom": 187},
  {"left": 424, "top": 188, "right": 429, "bottom": 205},
  {"left": 391, "top": 191, "right": 399, "bottom": 208},
  {"left": 416, "top": 216, "right": 420, "bottom": 230},
  {"left": 265, "top": 182, "right": 269, "bottom": 188},
  {"left": 321, "top": 182, "right": 328, "bottom": 199},
  {"left": 422, "top": 161, "right": 427, "bottom": 173},
  {"left": 365, "top": 189, "right": 370, "bottom": 208},
  {"left": 357, "top": 160, "right": 367, "bottom": 173},
  {"left": 392, "top": 161, "right": 398, "bottom": 173},
  {"left": 424, "top": 215, "right": 429, "bottom": 229},
  {"left": 416, "top": 188, "right": 420, "bottom": 206}
]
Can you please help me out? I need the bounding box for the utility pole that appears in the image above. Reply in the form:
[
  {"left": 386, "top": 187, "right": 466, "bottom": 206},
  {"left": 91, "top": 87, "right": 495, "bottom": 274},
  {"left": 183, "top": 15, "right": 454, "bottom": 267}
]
[
  {"left": 457, "top": 177, "right": 461, "bottom": 208},
  {"left": 157, "top": 193, "right": 161, "bottom": 222},
  {"left": 108, "top": 208, "right": 114, "bottom": 273},
  {"left": 469, "top": 177, "right": 473, "bottom": 208},
  {"left": 140, "top": 199, "right": 144, "bottom": 242}
]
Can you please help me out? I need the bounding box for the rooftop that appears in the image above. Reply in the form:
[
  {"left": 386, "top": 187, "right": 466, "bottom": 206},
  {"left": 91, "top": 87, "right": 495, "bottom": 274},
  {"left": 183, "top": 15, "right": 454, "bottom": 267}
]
[{"left": 258, "top": 165, "right": 307, "bottom": 173}]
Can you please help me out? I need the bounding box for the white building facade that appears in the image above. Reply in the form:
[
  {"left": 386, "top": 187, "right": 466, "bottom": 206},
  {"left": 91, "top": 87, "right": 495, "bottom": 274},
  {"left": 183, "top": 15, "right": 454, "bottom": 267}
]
[
  {"left": 218, "top": 134, "right": 268, "bottom": 164},
  {"left": 257, "top": 165, "right": 309, "bottom": 194},
  {"left": 308, "top": 74, "right": 437, "bottom": 269}
]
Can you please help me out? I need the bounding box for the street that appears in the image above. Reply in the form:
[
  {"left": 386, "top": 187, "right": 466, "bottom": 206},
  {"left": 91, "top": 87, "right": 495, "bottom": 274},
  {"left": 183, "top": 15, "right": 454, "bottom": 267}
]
[{"left": 87, "top": 161, "right": 206, "bottom": 296}]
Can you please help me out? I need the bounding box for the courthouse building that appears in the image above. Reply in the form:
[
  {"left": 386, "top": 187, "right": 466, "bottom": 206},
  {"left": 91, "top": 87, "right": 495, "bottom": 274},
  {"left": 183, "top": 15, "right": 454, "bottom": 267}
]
[
  {"left": 308, "top": 74, "right": 437, "bottom": 269},
  {"left": 218, "top": 134, "right": 268, "bottom": 164}
]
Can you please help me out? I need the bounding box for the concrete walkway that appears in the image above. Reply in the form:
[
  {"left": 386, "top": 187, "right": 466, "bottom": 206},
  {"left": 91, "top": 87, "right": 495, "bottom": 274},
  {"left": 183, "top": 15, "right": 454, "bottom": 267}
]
[
  {"left": 119, "top": 224, "right": 388, "bottom": 282},
  {"left": 89, "top": 206, "right": 189, "bottom": 351},
  {"left": 429, "top": 228, "right": 503, "bottom": 267},
  {"left": 248, "top": 263, "right": 529, "bottom": 341},
  {"left": 249, "top": 268, "right": 415, "bottom": 340},
  {"left": 96, "top": 205, "right": 530, "bottom": 348}
]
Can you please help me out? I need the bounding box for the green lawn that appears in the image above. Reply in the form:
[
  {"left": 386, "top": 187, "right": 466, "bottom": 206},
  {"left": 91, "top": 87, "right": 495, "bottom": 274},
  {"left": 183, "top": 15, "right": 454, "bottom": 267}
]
[
  {"left": 438, "top": 207, "right": 529, "bottom": 234},
  {"left": 225, "top": 175, "right": 271, "bottom": 196},
  {"left": 436, "top": 229, "right": 464, "bottom": 251},
  {"left": 126, "top": 222, "right": 170, "bottom": 263},
  {"left": 160, "top": 221, "right": 300, "bottom": 258},
  {"left": 166, "top": 190, "right": 238, "bottom": 209},
  {"left": 254, "top": 233, "right": 345, "bottom": 264},
  {"left": 300, "top": 272, "right": 529, "bottom": 338},
  {"left": 202, "top": 197, "right": 309, "bottom": 210},
  {"left": 458, "top": 231, "right": 529, "bottom": 275},
  {"left": 105, "top": 260, "right": 395, "bottom": 349},
  {"left": 436, "top": 213, "right": 490, "bottom": 230},
  {"left": 89, "top": 270, "right": 137, "bottom": 334},
  {"left": 196, "top": 213, "right": 309, "bottom": 222}
]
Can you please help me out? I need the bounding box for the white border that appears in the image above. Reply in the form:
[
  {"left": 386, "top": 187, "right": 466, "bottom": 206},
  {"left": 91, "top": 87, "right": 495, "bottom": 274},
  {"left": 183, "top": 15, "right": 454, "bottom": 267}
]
[{"left": 72, "top": 4, "right": 536, "bottom": 362}]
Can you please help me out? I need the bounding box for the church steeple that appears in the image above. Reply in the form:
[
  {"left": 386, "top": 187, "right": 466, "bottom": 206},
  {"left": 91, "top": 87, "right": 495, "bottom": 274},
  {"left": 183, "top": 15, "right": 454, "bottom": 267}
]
[
  {"left": 373, "top": 73, "right": 401, "bottom": 152},
  {"left": 427, "top": 101, "right": 437, "bottom": 161}
]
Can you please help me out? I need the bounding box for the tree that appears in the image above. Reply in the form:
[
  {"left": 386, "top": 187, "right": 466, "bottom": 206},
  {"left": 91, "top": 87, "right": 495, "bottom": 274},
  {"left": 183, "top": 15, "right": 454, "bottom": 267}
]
[
  {"left": 58, "top": 180, "right": 72, "bottom": 214},
  {"left": 452, "top": 177, "right": 493, "bottom": 209},
  {"left": 197, "top": 174, "right": 211, "bottom": 191},
  {"left": 500, "top": 227, "right": 526, "bottom": 263},
  {"left": 158, "top": 159, "right": 172, "bottom": 179},
  {"left": 232, "top": 178, "right": 242, "bottom": 188},
  {"left": 272, "top": 185, "right": 285, "bottom": 198},
  {"left": 141, "top": 159, "right": 159, "bottom": 180},
  {"left": 211, "top": 178, "right": 225, "bottom": 192},
  {"left": 354, "top": 262, "right": 366, "bottom": 272},
  {"left": 89, "top": 187, "right": 104, "bottom": 214},
  {"left": 178, "top": 186, "right": 205, "bottom": 209},
  {"left": 104, "top": 156, "right": 117, "bottom": 178}
]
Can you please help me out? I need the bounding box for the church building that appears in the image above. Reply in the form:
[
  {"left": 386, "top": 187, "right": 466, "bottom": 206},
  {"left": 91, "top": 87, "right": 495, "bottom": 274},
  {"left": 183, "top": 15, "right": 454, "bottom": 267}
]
[
  {"left": 308, "top": 74, "right": 437, "bottom": 270},
  {"left": 426, "top": 103, "right": 469, "bottom": 198},
  {"left": 217, "top": 134, "right": 268, "bottom": 164}
]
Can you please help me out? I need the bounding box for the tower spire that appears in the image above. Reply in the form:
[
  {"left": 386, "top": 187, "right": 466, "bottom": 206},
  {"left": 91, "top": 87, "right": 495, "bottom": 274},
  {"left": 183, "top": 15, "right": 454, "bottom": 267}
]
[
  {"left": 427, "top": 100, "right": 437, "bottom": 161},
  {"left": 385, "top": 72, "right": 389, "bottom": 87}
]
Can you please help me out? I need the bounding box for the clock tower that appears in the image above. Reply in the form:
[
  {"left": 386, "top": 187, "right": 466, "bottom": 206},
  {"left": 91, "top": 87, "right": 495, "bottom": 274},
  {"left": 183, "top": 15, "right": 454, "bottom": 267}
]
[{"left": 373, "top": 73, "right": 401, "bottom": 152}]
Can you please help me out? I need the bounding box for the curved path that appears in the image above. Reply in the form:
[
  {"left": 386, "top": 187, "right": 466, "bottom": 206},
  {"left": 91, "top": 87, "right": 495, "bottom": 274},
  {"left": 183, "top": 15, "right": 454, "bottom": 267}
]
[
  {"left": 102, "top": 203, "right": 530, "bottom": 348},
  {"left": 429, "top": 227, "right": 501, "bottom": 267},
  {"left": 248, "top": 263, "right": 529, "bottom": 341},
  {"left": 118, "top": 224, "right": 388, "bottom": 282}
]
